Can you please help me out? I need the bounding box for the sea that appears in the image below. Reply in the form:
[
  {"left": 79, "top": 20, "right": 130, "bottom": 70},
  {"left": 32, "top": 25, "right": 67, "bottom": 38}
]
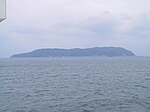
[{"left": 0, "top": 57, "right": 150, "bottom": 112}]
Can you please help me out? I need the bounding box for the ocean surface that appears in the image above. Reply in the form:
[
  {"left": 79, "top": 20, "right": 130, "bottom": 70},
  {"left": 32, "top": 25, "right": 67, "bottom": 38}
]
[{"left": 0, "top": 57, "right": 150, "bottom": 112}]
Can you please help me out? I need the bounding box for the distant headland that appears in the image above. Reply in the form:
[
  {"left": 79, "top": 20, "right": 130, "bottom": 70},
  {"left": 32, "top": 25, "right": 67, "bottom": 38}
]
[{"left": 10, "top": 47, "right": 135, "bottom": 58}]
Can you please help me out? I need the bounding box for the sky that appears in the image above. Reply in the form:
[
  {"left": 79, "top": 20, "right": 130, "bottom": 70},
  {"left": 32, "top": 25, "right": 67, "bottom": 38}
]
[{"left": 0, "top": 0, "right": 150, "bottom": 58}]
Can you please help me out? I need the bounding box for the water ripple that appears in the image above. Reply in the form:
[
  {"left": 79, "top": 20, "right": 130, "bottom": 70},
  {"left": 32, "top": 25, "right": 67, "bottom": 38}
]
[{"left": 0, "top": 57, "right": 150, "bottom": 112}]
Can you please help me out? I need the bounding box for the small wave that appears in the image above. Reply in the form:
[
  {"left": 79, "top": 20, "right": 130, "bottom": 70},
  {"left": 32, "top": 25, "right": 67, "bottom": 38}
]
[
  {"left": 15, "top": 109, "right": 39, "bottom": 112},
  {"left": 134, "top": 84, "right": 148, "bottom": 89},
  {"left": 0, "top": 91, "right": 12, "bottom": 95},
  {"left": 28, "top": 109, "right": 39, "bottom": 112},
  {"left": 145, "top": 78, "right": 150, "bottom": 80},
  {"left": 82, "top": 109, "right": 94, "bottom": 112},
  {"left": 15, "top": 110, "right": 26, "bottom": 112}
]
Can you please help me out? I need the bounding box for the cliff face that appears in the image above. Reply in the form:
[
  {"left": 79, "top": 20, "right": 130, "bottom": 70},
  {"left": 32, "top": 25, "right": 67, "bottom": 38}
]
[{"left": 11, "top": 47, "right": 135, "bottom": 58}]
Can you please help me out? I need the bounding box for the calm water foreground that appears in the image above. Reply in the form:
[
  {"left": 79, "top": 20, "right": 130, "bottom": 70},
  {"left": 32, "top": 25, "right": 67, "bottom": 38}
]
[{"left": 0, "top": 57, "right": 150, "bottom": 112}]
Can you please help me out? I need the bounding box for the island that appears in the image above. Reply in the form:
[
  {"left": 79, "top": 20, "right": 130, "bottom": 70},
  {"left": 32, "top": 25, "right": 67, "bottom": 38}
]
[{"left": 10, "top": 47, "right": 135, "bottom": 58}]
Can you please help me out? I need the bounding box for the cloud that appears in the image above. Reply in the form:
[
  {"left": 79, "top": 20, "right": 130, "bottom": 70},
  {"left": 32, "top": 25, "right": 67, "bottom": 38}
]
[{"left": 0, "top": 0, "right": 150, "bottom": 57}]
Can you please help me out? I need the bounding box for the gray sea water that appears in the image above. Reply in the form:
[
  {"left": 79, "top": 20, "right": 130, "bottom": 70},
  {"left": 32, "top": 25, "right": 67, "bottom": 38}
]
[{"left": 0, "top": 57, "right": 150, "bottom": 112}]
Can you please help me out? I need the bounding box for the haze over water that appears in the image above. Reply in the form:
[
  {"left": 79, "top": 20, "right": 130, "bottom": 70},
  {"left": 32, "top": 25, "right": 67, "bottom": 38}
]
[{"left": 0, "top": 57, "right": 150, "bottom": 112}]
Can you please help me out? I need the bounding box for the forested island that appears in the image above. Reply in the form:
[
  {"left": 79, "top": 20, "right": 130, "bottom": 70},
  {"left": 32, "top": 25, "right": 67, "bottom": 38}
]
[{"left": 11, "top": 47, "right": 135, "bottom": 58}]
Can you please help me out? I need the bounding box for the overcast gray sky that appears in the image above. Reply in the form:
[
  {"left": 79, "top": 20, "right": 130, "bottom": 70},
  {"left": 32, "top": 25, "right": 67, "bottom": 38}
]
[{"left": 0, "top": 0, "right": 150, "bottom": 57}]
